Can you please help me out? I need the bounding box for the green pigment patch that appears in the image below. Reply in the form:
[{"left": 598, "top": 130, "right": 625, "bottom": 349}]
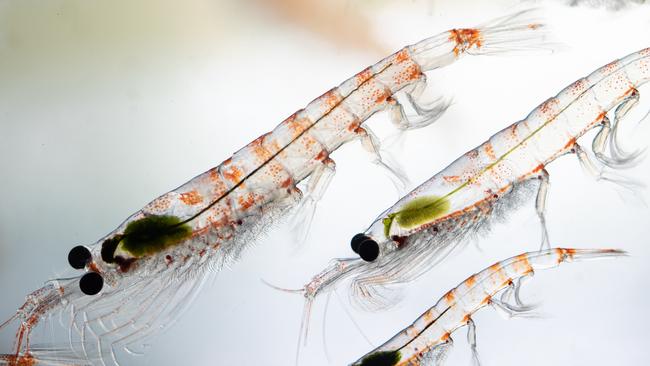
[
  {"left": 358, "top": 350, "right": 401, "bottom": 366},
  {"left": 118, "top": 215, "right": 192, "bottom": 257},
  {"left": 383, "top": 195, "right": 450, "bottom": 237}
]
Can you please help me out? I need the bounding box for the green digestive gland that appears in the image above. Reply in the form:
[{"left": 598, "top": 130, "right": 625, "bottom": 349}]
[
  {"left": 383, "top": 195, "right": 450, "bottom": 237},
  {"left": 119, "top": 215, "right": 193, "bottom": 257},
  {"left": 358, "top": 350, "right": 401, "bottom": 366}
]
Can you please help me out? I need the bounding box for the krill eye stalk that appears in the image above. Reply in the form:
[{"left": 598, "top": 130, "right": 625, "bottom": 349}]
[
  {"left": 350, "top": 233, "right": 379, "bottom": 262},
  {"left": 68, "top": 245, "right": 92, "bottom": 269},
  {"left": 79, "top": 272, "right": 104, "bottom": 296}
]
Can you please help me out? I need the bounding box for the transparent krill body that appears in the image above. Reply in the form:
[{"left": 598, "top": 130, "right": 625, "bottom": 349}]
[
  {"left": 351, "top": 248, "right": 625, "bottom": 366},
  {"left": 0, "top": 9, "right": 551, "bottom": 366},
  {"left": 293, "top": 47, "right": 649, "bottom": 355}
]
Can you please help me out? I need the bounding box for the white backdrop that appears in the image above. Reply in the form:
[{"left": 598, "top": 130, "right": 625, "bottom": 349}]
[{"left": 0, "top": 1, "right": 649, "bottom": 365}]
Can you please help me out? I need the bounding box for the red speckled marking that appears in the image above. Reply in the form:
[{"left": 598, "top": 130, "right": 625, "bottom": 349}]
[
  {"left": 280, "top": 178, "right": 293, "bottom": 189},
  {"left": 315, "top": 150, "right": 328, "bottom": 161},
  {"left": 565, "top": 248, "right": 576, "bottom": 259},
  {"left": 423, "top": 310, "right": 436, "bottom": 323},
  {"left": 532, "top": 164, "right": 545, "bottom": 173},
  {"left": 355, "top": 67, "right": 373, "bottom": 85},
  {"left": 602, "top": 60, "right": 621, "bottom": 74},
  {"left": 443, "top": 175, "right": 461, "bottom": 183},
  {"left": 465, "top": 274, "right": 477, "bottom": 287},
  {"left": 88, "top": 262, "right": 100, "bottom": 273},
  {"left": 395, "top": 49, "right": 410, "bottom": 63},
  {"left": 0, "top": 354, "right": 36, "bottom": 366},
  {"left": 488, "top": 262, "right": 508, "bottom": 285},
  {"left": 147, "top": 194, "right": 172, "bottom": 212},
  {"left": 237, "top": 192, "right": 256, "bottom": 211},
  {"left": 539, "top": 98, "right": 559, "bottom": 115},
  {"left": 555, "top": 248, "right": 566, "bottom": 263},
  {"left": 251, "top": 135, "right": 273, "bottom": 161},
  {"left": 461, "top": 314, "right": 471, "bottom": 324},
  {"left": 443, "top": 290, "right": 456, "bottom": 304},
  {"left": 467, "top": 150, "right": 479, "bottom": 159},
  {"left": 347, "top": 120, "right": 361, "bottom": 133},
  {"left": 484, "top": 142, "right": 497, "bottom": 161},
  {"left": 392, "top": 62, "right": 422, "bottom": 87},
  {"left": 180, "top": 190, "right": 203, "bottom": 205},
  {"left": 563, "top": 137, "right": 577, "bottom": 150},
  {"left": 323, "top": 89, "right": 343, "bottom": 108},
  {"left": 282, "top": 113, "right": 313, "bottom": 139},
  {"left": 222, "top": 165, "right": 243, "bottom": 183},
  {"left": 512, "top": 253, "right": 532, "bottom": 274},
  {"left": 448, "top": 28, "right": 483, "bottom": 56},
  {"left": 480, "top": 295, "right": 492, "bottom": 306},
  {"left": 375, "top": 89, "right": 389, "bottom": 104}
]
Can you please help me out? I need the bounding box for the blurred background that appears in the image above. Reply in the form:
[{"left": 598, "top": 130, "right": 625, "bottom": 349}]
[{"left": 0, "top": 0, "right": 649, "bottom": 365}]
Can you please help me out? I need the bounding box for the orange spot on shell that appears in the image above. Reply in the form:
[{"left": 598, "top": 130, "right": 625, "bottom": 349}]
[
  {"left": 480, "top": 295, "right": 492, "bottom": 306},
  {"left": 406, "top": 64, "right": 421, "bottom": 81},
  {"left": 237, "top": 193, "right": 256, "bottom": 211},
  {"left": 532, "top": 164, "right": 545, "bottom": 173},
  {"left": 484, "top": 142, "right": 497, "bottom": 160},
  {"left": 315, "top": 150, "right": 328, "bottom": 161},
  {"left": 539, "top": 98, "right": 559, "bottom": 114},
  {"left": 375, "top": 90, "right": 389, "bottom": 104},
  {"left": 466, "top": 150, "right": 479, "bottom": 159},
  {"left": 180, "top": 190, "right": 203, "bottom": 205},
  {"left": 624, "top": 87, "right": 637, "bottom": 97},
  {"left": 347, "top": 121, "right": 361, "bottom": 133},
  {"left": 283, "top": 113, "right": 312, "bottom": 138},
  {"left": 564, "top": 248, "right": 576, "bottom": 259},
  {"left": 209, "top": 168, "right": 220, "bottom": 182},
  {"left": 513, "top": 253, "right": 532, "bottom": 275},
  {"left": 280, "top": 178, "right": 293, "bottom": 189},
  {"left": 465, "top": 274, "right": 477, "bottom": 288},
  {"left": 443, "top": 175, "right": 461, "bottom": 183},
  {"left": 406, "top": 326, "right": 419, "bottom": 338},
  {"left": 423, "top": 310, "right": 436, "bottom": 323},
  {"left": 395, "top": 48, "right": 410, "bottom": 63},
  {"left": 563, "top": 137, "right": 577, "bottom": 150},
  {"left": 0, "top": 354, "right": 36, "bottom": 366},
  {"left": 489, "top": 261, "right": 502, "bottom": 273},
  {"left": 443, "top": 290, "right": 456, "bottom": 304},
  {"left": 323, "top": 89, "right": 342, "bottom": 108},
  {"left": 223, "top": 165, "right": 243, "bottom": 183},
  {"left": 355, "top": 68, "right": 373, "bottom": 85}
]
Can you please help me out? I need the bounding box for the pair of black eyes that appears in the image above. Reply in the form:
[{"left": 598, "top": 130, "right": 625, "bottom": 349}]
[
  {"left": 68, "top": 245, "right": 103, "bottom": 296},
  {"left": 350, "top": 233, "right": 379, "bottom": 262}
]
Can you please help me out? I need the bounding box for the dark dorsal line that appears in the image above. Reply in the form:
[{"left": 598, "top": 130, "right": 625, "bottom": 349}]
[
  {"left": 171, "top": 60, "right": 398, "bottom": 228},
  {"left": 100, "top": 57, "right": 401, "bottom": 263},
  {"left": 395, "top": 305, "right": 451, "bottom": 353}
]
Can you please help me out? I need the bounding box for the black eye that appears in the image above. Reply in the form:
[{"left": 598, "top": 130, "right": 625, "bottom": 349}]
[
  {"left": 68, "top": 245, "right": 92, "bottom": 269},
  {"left": 79, "top": 272, "right": 104, "bottom": 295},
  {"left": 350, "top": 233, "right": 368, "bottom": 254},
  {"left": 358, "top": 239, "right": 379, "bottom": 262}
]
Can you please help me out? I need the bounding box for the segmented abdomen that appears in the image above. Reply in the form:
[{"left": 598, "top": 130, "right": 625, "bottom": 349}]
[
  {"left": 378, "top": 48, "right": 650, "bottom": 238},
  {"left": 98, "top": 47, "right": 427, "bottom": 273},
  {"left": 364, "top": 248, "right": 620, "bottom": 366}
]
